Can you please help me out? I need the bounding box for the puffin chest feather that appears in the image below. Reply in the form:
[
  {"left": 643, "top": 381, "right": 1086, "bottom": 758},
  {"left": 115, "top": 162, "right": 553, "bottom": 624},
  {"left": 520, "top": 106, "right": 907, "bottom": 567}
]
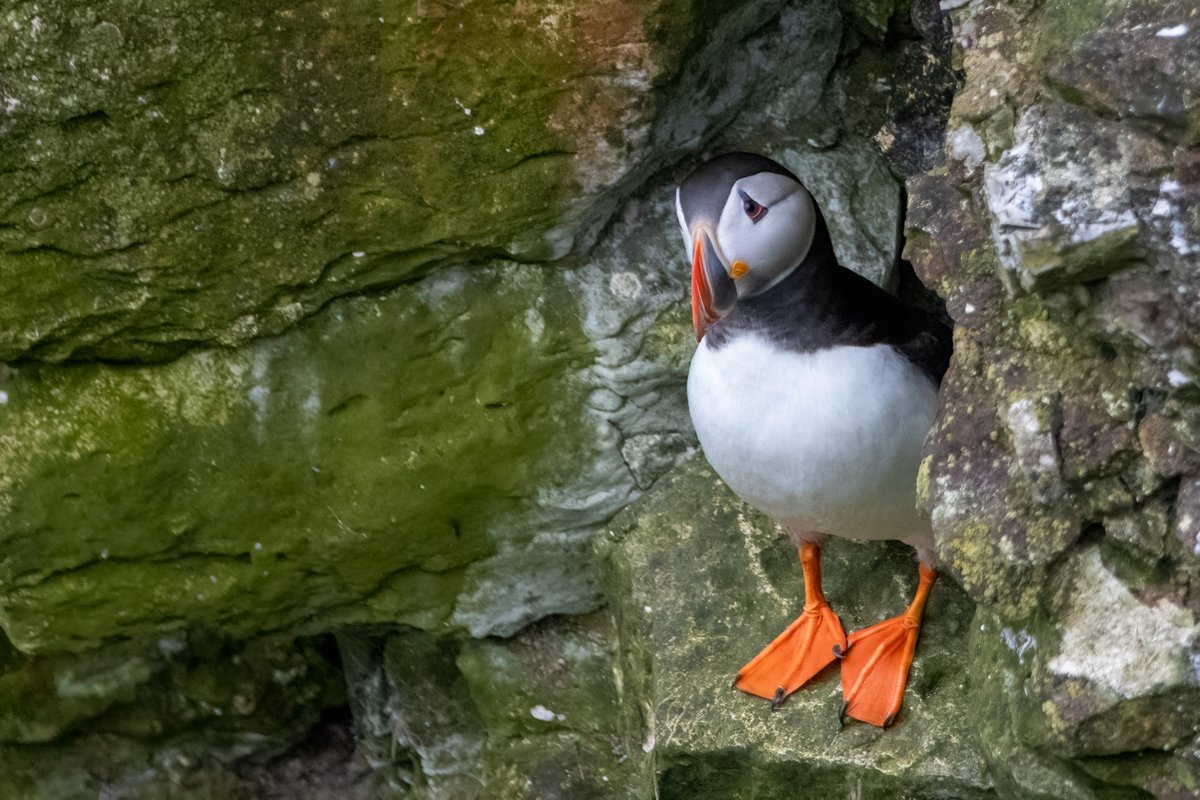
[{"left": 686, "top": 334, "right": 937, "bottom": 542}]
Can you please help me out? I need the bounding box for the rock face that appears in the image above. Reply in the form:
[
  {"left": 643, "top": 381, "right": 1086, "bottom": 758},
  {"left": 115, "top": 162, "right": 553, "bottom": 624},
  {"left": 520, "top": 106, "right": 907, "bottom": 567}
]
[
  {"left": 907, "top": 1, "right": 1200, "bottom": 797},
  {"left": 0, "top": 225, "right": 692, "bottom": 653},
  {"left": 3, "top": 0, "right": 1195, "bottom": 797},
  {"left": 0, "top": 0, "right": 952, "bottom": 794},
  {"left": 0, "top": 0, "right": 863, "bottom": 363}
]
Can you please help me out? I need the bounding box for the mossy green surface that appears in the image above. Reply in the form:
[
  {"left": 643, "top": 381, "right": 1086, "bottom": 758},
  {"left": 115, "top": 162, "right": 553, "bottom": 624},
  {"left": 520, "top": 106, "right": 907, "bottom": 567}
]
[
  {"left": 463, "top": 613, "right": 645, "bottom": 799},
  {"left": 0, "top": 160, "right": 695, "bottom": 794},
  {"left": 0, "top": 0, "right": 698, "bottom": 362},
  {"left": 479, "top": 732, "right": 646, "bottom": 800},
  {"left": 458, "top": 612, "right": 620, "bottom": 740},
  {"left": 0, "top": 263, "right": 602, "bottom": 651},
  {"left": 339, "top": 616, "right": 645, "bottom": 800}
]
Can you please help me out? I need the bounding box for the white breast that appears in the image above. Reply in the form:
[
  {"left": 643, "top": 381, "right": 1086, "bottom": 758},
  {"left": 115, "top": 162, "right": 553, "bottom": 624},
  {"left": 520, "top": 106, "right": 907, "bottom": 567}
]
[{"left": 687, "top": 334, "right": 937, "bottom": 550}]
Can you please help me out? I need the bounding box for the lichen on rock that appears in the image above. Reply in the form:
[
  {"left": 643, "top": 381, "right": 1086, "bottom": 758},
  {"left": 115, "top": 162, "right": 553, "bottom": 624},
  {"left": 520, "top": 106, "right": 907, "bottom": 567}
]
[{"left": 908, "top": 0, "right": 1200, "bottom": 795}]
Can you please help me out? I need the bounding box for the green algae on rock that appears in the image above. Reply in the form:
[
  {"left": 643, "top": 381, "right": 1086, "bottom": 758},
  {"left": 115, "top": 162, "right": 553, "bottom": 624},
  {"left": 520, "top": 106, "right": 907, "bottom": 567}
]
[
  {"left": 0, "top": 628, "right": 347, "bottom": 798},
  {"left": 339, "top": 613, "right": 642, "bottom": 799},
  {"left": 0, "top": 242, "right": 693, "bottom": 651},
  {"left": 18, "top": 0, "right": 1186, "bottom": 795},
  {"left": 0, "top": 0, "right": 720, "bottom": 362}
]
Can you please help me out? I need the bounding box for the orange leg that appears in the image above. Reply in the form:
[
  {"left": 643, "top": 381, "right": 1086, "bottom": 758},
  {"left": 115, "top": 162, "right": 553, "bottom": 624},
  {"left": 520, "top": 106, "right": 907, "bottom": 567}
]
[
  {"left": 734, "top": 541, "right": 848, "bottom": 709},
  {"left": 838, "top": 563, "right": 937, "bottom": 727}
]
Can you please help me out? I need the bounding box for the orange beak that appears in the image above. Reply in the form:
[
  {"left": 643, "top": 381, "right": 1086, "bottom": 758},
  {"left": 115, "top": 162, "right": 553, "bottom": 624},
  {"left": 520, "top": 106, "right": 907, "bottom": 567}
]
[{"left": 690, "top": 228, "right": 737, "bottom": 341}]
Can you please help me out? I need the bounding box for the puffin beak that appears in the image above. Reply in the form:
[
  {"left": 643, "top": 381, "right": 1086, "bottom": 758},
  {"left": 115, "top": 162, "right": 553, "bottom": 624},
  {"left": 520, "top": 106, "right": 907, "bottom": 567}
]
[{"left": 691, "top": 227, "right": 737, "bottom": 341}]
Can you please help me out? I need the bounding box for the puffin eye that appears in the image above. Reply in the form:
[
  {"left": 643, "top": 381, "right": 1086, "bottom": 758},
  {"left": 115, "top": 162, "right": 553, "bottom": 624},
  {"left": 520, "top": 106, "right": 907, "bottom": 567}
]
[{"left": 739, "top": 190, "right": 767, "bottom": 222}]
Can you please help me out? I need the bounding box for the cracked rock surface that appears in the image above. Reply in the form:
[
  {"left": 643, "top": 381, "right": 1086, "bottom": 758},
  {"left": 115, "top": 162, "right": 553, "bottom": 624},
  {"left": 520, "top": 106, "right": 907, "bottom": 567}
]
[{"left": 908, "top": 1, "right": 1200, "bottom": 797}]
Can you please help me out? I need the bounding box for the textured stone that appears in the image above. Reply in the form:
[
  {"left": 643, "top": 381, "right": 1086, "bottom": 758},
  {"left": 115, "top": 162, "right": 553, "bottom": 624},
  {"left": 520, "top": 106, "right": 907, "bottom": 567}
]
[
  {"left": 1138, "top": 413, "right": 1200, "bottom": 479},
  {"left": 0, "top": 629, "right": 346, "bottom": 799},
  {"left": 457, "top": 612, "right": 619, "bottom": 740},
  {"left": 0, "top": 635, "right": 154, "bottom": 744},
  {"left": 909, "top": 0, "right": 1200, "bottom": 796},
  {"left": 339, "top": 615, "right": 643, "bottom": 800},
  {"left": 339, "top": 629, "right": 488, "bottom": 797},
  {"left": 1042, "top": 547, "right": 1199, "bottom": 758},
  {"left": 904, "top": 172, "right": 990, "bottom": 301},
  {"left": 0, "top": 0, "right": 799, "bottom": 362},
  {"left": 970, "top": 551, "right": 1200, "bottom": 800},
  {"left": 1048, "top": 6, "right": 1200, "bottom": 142},
  {"left": 0, "top": 0, "right": 944, "bottom": 656},
  {"left": 983, "top": 105, "right": 1145, "bottom": 292},
  {"left": 600, "top": 457, "right": 994, "bottom": 800}
]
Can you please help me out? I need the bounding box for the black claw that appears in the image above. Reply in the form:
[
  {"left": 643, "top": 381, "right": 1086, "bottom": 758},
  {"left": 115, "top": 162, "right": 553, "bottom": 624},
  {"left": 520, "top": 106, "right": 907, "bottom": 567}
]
[
  {"left": 884, "top": 712, "right": 896, "bottom": 728},
  {"left": 832, "top": 643, "right": 845, "bottom": 659},
  {"left": 838, "top": 700, "right": 849, "bottom": 728},
  {"left": 770, "top": 687, "right": 787, "bottom": 712}
]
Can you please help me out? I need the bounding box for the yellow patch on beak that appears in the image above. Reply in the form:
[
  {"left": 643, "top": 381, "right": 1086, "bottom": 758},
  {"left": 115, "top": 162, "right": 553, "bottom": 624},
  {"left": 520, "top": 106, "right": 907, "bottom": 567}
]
[{"left": 731, "top": 260, "right": 749, "bottom": 279}]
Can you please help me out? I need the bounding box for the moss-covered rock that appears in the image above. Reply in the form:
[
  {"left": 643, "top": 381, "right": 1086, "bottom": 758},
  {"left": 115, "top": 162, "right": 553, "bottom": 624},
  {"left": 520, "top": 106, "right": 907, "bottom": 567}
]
[
  {"left": 338, "top": 614, "right": 644, "bottom": 799},
  {"left": 0, "top": 226, "right": 695, "bottom": 652},
  {"left": 0, "top": 0, "right": 976, "bottom": 795},
  {"left": 458, "top": 612, "right": 619, "bottom": 740},
  {"left": 0, "top": 0, "right": 791, "bottom": 362},
  {"left": 0, "top": 629, "right": 349, "bottom": 799}
]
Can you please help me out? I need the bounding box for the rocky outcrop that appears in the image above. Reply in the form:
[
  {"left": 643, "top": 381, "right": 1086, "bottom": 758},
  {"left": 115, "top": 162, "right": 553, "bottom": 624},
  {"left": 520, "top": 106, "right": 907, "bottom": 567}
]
[
  {"left": 0, "top": 209, "right": 693, "bottom": 654},
  {"left": 907, "top": 1, "right": 1200, "bottom": 797},
  {"left": 0, "top": 0, "right": 854, "bottom": 362},
  {"left": 4, "top": 0, "right": 1195, "bottom": 797},
  {"left": 1, "top": 0, "right": 682, "bottom": 361}
]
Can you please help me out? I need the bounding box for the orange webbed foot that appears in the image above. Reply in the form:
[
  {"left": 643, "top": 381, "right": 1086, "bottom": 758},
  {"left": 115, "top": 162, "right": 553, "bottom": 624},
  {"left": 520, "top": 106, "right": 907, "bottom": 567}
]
[
  {"left": 839, "top": 563, "right": 937, "bottom": 727},
  {"left": 735, "top": 598, "right": 846, "bottom": 707},
  {"left": 733, "top": 541, "right": 848, "bottom": 708}
]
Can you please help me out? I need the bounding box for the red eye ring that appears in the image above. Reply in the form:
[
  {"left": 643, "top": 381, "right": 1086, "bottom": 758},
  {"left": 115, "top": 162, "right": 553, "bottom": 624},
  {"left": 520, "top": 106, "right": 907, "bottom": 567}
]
[{"left": 739, "top": 190, "right": 767, "bottom": 222}]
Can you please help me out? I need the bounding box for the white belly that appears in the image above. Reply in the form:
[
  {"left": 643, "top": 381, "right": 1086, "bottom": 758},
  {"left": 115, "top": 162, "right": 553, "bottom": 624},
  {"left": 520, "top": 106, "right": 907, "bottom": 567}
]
[{"left": 687, "top": 335, "right": 937, "bottom": 550}]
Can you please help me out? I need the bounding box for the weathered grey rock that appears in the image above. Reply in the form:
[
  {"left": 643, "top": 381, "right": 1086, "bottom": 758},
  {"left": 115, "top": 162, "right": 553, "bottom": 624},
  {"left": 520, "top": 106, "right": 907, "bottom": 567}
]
[
  {"left": 983, "top": 105, "right": 1145, "bottom": 292},
  {"left": 785, "top": 141, "right": 904, "bottom": 290},
  {"left": 600, "top": 457, "right": 995, "bottom": 800},
  {"left": 908, "top": 0, "right": 1200, "bottom": 796},
  {"left": 1042, "top": 547, "right": 1198, "bottom": 758},
  {"left": 339, "top": 629, "right": 487, "bottom": 797},
  {"left": 1047, "top": 6, "right": 1200, "bottom": 143}
]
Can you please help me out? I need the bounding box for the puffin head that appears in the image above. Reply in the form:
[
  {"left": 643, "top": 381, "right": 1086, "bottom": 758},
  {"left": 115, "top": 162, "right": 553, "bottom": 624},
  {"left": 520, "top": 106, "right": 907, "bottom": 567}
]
[{"left": 675, "top": 152, "right": 820, "bottom": 341}]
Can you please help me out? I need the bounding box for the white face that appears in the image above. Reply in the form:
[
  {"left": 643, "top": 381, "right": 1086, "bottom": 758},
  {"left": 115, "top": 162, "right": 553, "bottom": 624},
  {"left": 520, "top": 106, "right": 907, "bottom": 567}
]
[{"left": 714, "top": 172, "right": 815, "bottom": 298}]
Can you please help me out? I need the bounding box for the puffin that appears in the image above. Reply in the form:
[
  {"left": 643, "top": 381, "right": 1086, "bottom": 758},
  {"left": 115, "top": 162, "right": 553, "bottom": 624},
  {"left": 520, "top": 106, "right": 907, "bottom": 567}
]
[{"left": 675, "top": 152, "right": 951, "bottom": 727}]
